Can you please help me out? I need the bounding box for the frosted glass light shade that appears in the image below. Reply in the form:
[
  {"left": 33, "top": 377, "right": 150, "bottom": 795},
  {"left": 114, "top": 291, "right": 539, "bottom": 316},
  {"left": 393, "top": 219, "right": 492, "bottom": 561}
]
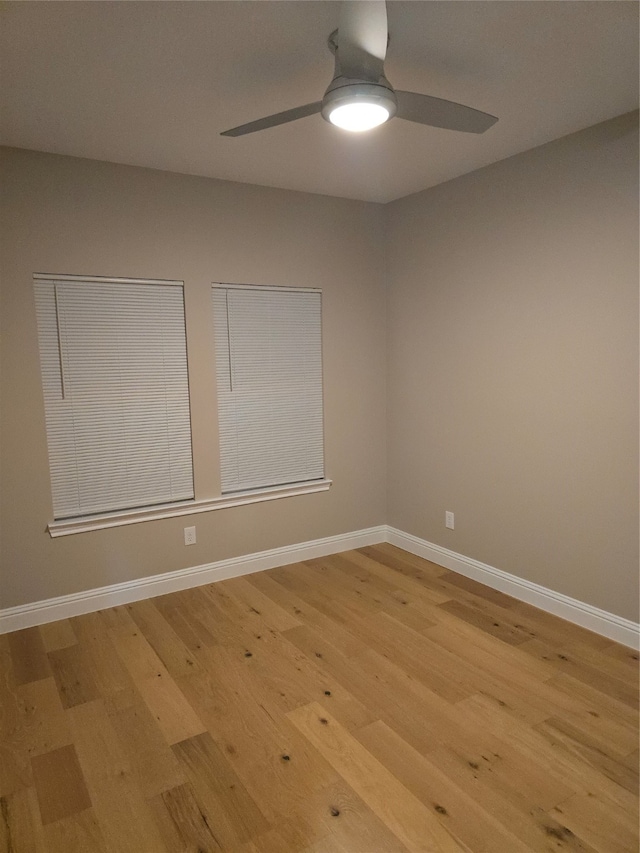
[{"left": 328, "top": 102, "right": 390, "bottom": 132}]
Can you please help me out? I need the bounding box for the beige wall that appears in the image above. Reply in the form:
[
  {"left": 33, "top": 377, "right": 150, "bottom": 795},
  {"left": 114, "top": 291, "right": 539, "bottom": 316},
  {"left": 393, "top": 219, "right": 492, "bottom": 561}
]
[
  {"left": 0, "top": 148, "right": 387, "bottom": 609},
  {"left": 386, "top": 112, "right": 639, "bottom": 622}
]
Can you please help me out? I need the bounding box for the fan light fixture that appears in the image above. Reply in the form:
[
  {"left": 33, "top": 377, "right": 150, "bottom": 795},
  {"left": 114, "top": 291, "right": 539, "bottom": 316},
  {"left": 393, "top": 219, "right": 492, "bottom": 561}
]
[
  {"left": 220, "top": 1, "right": 499, "bottom": 139},
  {"left": 321, "top": 82, "right": 397, "bottom": 132}
]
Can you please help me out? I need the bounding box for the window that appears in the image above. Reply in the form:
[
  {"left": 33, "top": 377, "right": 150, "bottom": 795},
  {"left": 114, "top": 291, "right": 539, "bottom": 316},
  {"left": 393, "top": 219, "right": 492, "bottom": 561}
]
[
  {"left": 34, "top": 275, "right": 194, "bottom": 520},
  {"left": 33, "top": 275, "right": 329, "bottom": 536},
  {"left": 212, "top": 284, "right": 324, "bottom": 494}
]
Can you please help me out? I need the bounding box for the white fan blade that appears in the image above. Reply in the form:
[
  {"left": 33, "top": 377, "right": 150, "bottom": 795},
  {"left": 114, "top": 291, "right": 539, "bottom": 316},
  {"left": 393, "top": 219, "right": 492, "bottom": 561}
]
[
  {"left": 221, "top": 102, "right": 322, "bottom": 137},
  {"left": 395, "top": 91, "right": 498, "bottom": 134}
]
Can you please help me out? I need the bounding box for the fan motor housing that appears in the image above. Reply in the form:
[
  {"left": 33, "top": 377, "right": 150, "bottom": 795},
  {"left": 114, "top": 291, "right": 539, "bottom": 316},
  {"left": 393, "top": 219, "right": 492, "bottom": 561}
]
[{"left": 321, "top": 80, "right": 397, "bottom": 124}]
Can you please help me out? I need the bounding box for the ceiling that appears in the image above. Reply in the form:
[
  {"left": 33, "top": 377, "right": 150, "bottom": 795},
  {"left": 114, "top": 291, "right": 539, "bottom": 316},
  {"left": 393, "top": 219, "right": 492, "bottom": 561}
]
[{"left": 1, "top": 1, "right": 638, "bottom": 203}]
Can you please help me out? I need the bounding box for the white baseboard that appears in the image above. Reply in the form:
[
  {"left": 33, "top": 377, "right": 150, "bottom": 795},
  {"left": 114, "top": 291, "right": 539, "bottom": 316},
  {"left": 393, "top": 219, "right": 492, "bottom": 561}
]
[
  {"left": 0, "top": 525, "right": 387, "bottom": 634},
  {"left": 2, "top": 523, "right": 638, "bottom": 650},
  {"left": 386, "top": 527, "right": 640, "bottom": 650}
]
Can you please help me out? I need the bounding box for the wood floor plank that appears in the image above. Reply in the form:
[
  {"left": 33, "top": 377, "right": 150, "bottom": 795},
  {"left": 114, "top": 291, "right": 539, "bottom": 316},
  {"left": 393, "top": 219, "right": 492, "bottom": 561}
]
[
  {"left": 93, "top": 604, "right": 136, "bottom": 633},
  {"left": 66, "top": 699, "right": 169, "bottom": 852},
  {"left": 8, "top": 629, "right": 52, "bottom": 687},
  {"left": 105, "top": 608, "right": 170, "bottom": 681},
  {"left": 176, "top": 589, "right": 248, "bottom": 648},
  {"left": 14, "top": 677, "right": 72, "bottom": 759},
  {"left": 439, "top": 698, "right": 575, "bottom": 812},
  {"left": 533, "top": 716, "right": 638, "bottom": 795},
  {"left": 455, "top": 693, "right": 638, "bottom": 818},
  {"left": 301, "top": 556, "right": 447, "bottom": 648},
  {"left": 307, "top": 553, "right": 439, "bottom": 622},
  {"left": 286, "top": 619, "right": 573, "bottom": 813},
  {"left": 218, "top": 614, "right": 377, "bottom": 730},
  {"left": 360, "top": 543, "right": 449, "bottom": 582},
  {"left": 234, "top": 810, "right": 330, "bottom": 853},
  {"left": 135, "top": 670, "right": 207, "bottom": 746},
  {"left": 360, "top": 553, "right": 545, "bottom": 647},
  {"left": 38, "top": 620, "right": 77, "bottom": 654},
  {"left": 69, "top": 612, "right": 136, "bottom": 700},
  {"left": 361, "top": 548, "right": 556, "bottom": 652},
  {"left": 0, "top": 636, "right": 34, "bottom": 799},
  {"left": 0, "top": 544, "right": 637, "bottom": 852},
  {"left": 47, "top": 644, "right": 101, "bottom": 710},
  {"left": 235, "top": 786, "right": 401, "bottom": 853},
  {"left": 426, "top": 745, "right": 600, "bottom": 853},
  {"left": 545, "top": 671, "right": 638, "bottom": 730},
  {"left": 328, "top": 552, "right": 443, "bottom": 633},
  {"left": 549, "top": 793, "right": 639, "bottom": 853},
  {"left": 295, "top": 779, "right": 416, "bottom": 853},
  {"left": 519, "top": 638, "right": 639, "bottom": 710},
  {"left": 621, "top": 748, "right": 639, "bottom": 773},
  {"left": 355, "top": 719, "right": 532, "bottom": 853},
  {"left": 176, "top": 645, "right": 341, "bottom": 826},
  {"left": 206, "top": 575, "right": 304, "bottom": 633},
  {"left": 288, "top": 702, "right": 466, "bottom": 853},
  {"left": 270, "top": 561, "right": 385, "bottom": 626},
  {"left": 152, "top": 598, "right": 221, "bottom": 665},
  {"left": 42, "top": 808, "right": 108, "bottom": 853},
  {"left": 424, "top": 615, "right": 555, "bottom": 682},
  {"left": 599, "top": 641, "right": 639, "bottom": 667},
  {"left": 105, "top": 689, "right": 186, "bottom": 798},
  {"left": 31, "top": 744, "right": 91, "bottom": 825},
  {"left": 0, "top": 786, "right": 47, "bottom": 852},
  {"left": 437, "top": 598, "right": 532, "bottom": 645},
  {"left": 424, "top": 621, "right": 638, "bottom": 751},
  {"left": 301, "top": 837, "right": 352, "bottom": 853},
  {"left": 507, "top": 598, "right": 617, "bottom": 651},
  {"left": 248, "top": 571, "right": 368, "bottom": 659},
  {"left": 172, "top": 731, "right": 270, "bottom": 848},
  {"left": 306, "top": 553, "right": 437, "bottom": 619},
  {"left": 435, "top": 569, "right": 521, "bottom": 609},
  {"left": 148, "top": 781, "right": 225, "bottom": 853},
  {"left": 560, "top": 640, "right": 639, "bottom": 689},
  {"left": 334, "top": 610, "right": 479, "bottom": 702},
  {"left": 107, "top": 614, "right": 207, "bottom": 745},
  {"left": 282, "top": 623, "right": 443, "bottom": 757},
  {"left": 342, "top": 548, "right": 453, "bottom": 607},
  {"left": 125, "top": 598, "right": 203, "bottom": 679}
]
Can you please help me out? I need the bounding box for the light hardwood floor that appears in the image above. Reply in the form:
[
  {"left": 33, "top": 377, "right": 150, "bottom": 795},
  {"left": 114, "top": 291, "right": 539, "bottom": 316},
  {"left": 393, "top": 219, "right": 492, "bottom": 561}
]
[{"left": 1, "top": 543, "right": 638, "bottom": 852}]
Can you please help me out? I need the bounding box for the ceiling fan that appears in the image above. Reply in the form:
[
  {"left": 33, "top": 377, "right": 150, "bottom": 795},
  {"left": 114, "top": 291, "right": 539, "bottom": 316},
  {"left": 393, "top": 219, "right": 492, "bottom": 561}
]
[{"left": 221, "top": 0, "right": 498, "bottom": 138}]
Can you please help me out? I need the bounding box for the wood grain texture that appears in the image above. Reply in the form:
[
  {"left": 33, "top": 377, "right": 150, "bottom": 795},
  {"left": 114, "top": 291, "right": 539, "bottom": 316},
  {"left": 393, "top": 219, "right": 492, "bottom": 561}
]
[
  {"left": 287, "top": 702, "right": 465, "bottom": 853},
  {"left": 31, "top": 744, "right": 91, "bottom": 825},
  {"left": 1, "top": 544, "right": 637, "bottom": 851}
]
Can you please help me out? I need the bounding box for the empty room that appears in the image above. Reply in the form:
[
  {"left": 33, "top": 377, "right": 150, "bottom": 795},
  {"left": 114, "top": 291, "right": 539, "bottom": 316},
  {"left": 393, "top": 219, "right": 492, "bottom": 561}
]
[{"left": 0, "top": 2, "right": 638, "bottom": 851}]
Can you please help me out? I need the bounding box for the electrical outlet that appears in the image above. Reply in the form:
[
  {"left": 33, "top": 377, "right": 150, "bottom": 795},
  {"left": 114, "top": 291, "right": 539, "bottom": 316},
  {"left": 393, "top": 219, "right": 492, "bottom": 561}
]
[
  {"left": 184, "top": 526, "right": 196, "bottom": 545},
  {"left": 445, "top": 511, "right": 455, "bottom": 530}
]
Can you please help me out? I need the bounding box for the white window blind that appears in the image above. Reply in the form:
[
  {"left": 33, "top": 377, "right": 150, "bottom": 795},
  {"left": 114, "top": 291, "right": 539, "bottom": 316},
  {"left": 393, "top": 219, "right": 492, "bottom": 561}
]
[
  {"left": 212, "top": 284, "right": 324, "bottom": 494},
  {"left": 34, "top": 276, "right": 194, "bottom": 520}
]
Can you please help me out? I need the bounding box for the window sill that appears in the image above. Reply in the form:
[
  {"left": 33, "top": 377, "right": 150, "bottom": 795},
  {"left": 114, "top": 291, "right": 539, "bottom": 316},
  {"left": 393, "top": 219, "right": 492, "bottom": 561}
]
[{"left": 47, "top": 479, "right": 333, "bottom": 538}]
